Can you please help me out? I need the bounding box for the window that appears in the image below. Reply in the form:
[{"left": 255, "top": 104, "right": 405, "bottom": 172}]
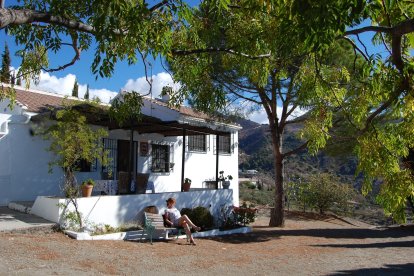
[
  {"left": 218, "top": 135, "right": 231, "bottom": 154},
  {"left": 188, "top": 135, "right": 207, "bottom": 152},
  {"left": 76, "top": 158, "right": 97, "bottom": 172},
  {"left": 213, "top": 134, "right": 232, "bottom": 154},
  {"left": 151, "top": 144, "right": 170, "bottom": 172}
]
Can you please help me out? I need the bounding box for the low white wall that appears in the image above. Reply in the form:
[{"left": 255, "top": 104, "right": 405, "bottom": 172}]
[{"left": 31, "top": 190, "right": 233, "bottom": 227}]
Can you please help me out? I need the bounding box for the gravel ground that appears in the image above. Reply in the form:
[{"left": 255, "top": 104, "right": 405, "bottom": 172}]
[{"left": 0, "top": 210, "right": 413, "bottom": 275}]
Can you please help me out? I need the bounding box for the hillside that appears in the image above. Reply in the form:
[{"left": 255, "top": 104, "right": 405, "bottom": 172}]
[{"left": 237, "top": 118, "right": 359, "bottom": 184}]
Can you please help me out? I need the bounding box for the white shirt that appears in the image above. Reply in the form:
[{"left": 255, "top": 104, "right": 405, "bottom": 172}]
[{"left": 165, "top": 207, "right": 181, "bottom": 226}]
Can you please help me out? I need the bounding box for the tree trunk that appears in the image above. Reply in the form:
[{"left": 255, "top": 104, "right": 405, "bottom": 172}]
[
  {"left": 269, "top": 125, "right": 285, "bottom": 227},
  {"left": 269, "top": 153, "right": 285, "bottom": 226}
]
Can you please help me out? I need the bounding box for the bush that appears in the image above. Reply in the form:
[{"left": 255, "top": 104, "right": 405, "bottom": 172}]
[
  {"left": 180, "top": 206, "right": 214, "bottom": 229},
  {"left": 233, "top": 202, "right": 257, "bottom": 226},
  {"left": 180, "top": 208, "right": 192, "bottom": 217},
  {"left": 241, "top": 181, "right": 256, "bottom": 189},
  {"left": 239, "top": 184, "right": 274, "bottom": 206},
  {"left": 304, "top": 173, "right": 355, "bottom": 214}
]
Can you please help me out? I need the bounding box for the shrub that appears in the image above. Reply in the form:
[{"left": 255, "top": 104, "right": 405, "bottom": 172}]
[
  {"left": 233, "top": 202, "right": 257, "bottom": 226},
  {"left": 304, "top": 173, "right": 355, "bottom": 214},
  {"left": 180, "top": 208, "right": 192, "bottom": 217},
  {"left": 241, "top": 181, "right": 256, "bottom": 189},
  {"left": 180, "top": 206, "right": 214, "bottom": 229}
]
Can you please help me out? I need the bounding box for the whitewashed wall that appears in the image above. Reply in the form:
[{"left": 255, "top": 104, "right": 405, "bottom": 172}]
[
  {"left": 0, "top": 97, "right": 240, "bottom": 206},
  {"left": 31, "top": 190, "right": 234, "bottom": 227}
]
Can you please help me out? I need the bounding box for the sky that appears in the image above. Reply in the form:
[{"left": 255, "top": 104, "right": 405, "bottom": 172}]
[{"left": 1, "top": 1, "right": 382, "bottom": 125}]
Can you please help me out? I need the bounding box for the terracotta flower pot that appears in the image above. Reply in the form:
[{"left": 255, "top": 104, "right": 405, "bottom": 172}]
[
  {"left": 183, "top": 182, "right": 191, "bottom": 192},
  {"left": 81, "top": 184, "right": 94, "bottom": 197}
]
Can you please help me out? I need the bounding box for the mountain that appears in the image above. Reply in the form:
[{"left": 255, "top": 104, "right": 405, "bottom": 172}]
[{"left": 237, "top": 118, "right": 358, "bottom": 183}]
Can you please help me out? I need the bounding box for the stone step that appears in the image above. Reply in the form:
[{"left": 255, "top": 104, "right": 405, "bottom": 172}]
[{"left": 7, "top": 201, "right": 34, "bottom": 214}]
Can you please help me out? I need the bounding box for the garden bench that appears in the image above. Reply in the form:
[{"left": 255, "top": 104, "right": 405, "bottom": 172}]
[{"left": 142, "top": 212, "right": 186, "bottom": 244}]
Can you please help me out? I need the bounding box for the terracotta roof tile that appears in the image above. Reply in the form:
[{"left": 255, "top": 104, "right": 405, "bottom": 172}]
[
  {"left": 6, "top": 86, "right": 238, "bottom": 128},
  {"left": 12, "top": 87, "right": 80, "bottom": 113}
]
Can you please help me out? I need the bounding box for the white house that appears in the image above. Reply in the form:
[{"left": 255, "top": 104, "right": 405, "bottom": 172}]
[{"left": 0, "top": 84, "right": 241, "bottom": 226}]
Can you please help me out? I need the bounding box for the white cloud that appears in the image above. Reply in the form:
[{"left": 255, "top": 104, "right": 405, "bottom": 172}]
[
  {"left": 122, "top": 72, "right": 180, "bottom": 98},
  {"left": 31, "top": 71, "right": 77, "bottom": 96},
  {"left": 248, "top": 106, "right": 307, "bottom": 125},
  {"left": 89, "top": 88, "right": 118, "bottom": 103},
  {"left": 22, "top": 71, "right": 179, "bottom": 104},
  {"left": 249, "top": 109, "right": 268, "bottom": 124},
  {"left": 25, "top": 71, "right": 118, "bottom": 103}
]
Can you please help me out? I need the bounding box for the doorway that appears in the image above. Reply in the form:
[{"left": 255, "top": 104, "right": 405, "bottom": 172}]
[{"left": 117, "top": 139, "right": 137, "bottom": 180}]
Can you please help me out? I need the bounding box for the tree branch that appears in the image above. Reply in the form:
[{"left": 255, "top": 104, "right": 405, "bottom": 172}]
[
  {"left": 0, "top": 8, "right": 95, "bottom": 33},
  {"left": 149, "top": 0, "right": 170, "bottom": 12},
  {"left": 344, "top": 19, "right": 414, "bottom": 37},
  {"left": 282, "top": 141, "right": 309, "bottom": 158},
  {"left": 344, "top": 25, "right": 393, "bottom": 36},
  {"left": 214, "top": 78, "right": 262, "bottom": 104},
  {"left": 42, "top": 34, "right": 81, "bottom": 72},
  {"left": 171, "top": 48, "right": 271, "bottom": 60}
]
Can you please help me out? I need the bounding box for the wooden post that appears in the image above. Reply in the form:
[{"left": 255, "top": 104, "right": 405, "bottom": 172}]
[
  {"left": 181, "top": 129, "right": 186, "bottom": 191},
  {"left": 215, "top": 134, "right": 219, "bottom": 189},
  {"left": 128, "top": 125, "right": 134, "bottom": 193}
]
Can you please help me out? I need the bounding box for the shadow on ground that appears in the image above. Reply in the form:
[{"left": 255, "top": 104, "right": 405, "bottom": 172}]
[
  {"left": 330, "top": 263, "right": 414, "bottom": 275},
  {"left": 315, "top": 239, "right": 414, "bottom": 249},
  {"left": 207, "top": 225, "right": 414, "bottom": 244}
]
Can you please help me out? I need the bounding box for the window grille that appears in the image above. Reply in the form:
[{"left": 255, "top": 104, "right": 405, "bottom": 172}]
[
  {"left": 213, "top": 134, "right": 233, "bottom": 154},
  {"left": 188, "top": 135, "right": 207, "bottom": 152},
  {"left": 102, "top": 138, "right": 117, "bottom": 178},
  {"left": 151, "top": 144, "right": 170, "bottom": 173}
]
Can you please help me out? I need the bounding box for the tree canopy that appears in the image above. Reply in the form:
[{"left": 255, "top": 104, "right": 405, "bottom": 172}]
[{"left": 166, "top": 0, "right": 414, "bottom": 224}]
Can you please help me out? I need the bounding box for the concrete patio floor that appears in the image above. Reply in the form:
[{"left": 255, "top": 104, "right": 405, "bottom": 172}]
[{"left": 0, "top": 206, "right": 55, "bottom": 232}]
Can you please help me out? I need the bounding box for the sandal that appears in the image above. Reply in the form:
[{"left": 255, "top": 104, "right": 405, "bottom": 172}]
[
  {"left": 190, "top": 239, "right": 197, "bottom": 246},
  {"left": 194, "top": 226, "right": 201, "bottom": 232}
]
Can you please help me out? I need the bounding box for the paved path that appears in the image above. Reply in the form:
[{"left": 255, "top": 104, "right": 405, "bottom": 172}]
[{"left": 0, "top": 206, "right": 54, "bottom": 232}]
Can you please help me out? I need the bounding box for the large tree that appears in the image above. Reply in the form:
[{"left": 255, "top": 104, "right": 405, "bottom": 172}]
[
  {"left": 170, "top": 0, "right": 414, "bottom": 224},
  {"left": 167, "top": 2, "right": 366, "bottom": 226}
]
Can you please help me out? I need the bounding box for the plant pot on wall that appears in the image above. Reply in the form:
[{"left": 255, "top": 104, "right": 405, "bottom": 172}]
[
  {"left": 222, "top": 181, "right": 231, "bottom": 189},
  {"left": 183, "top": 178, "right": 192, "bottom": 192},
  {"left": 81, "top": 178, "right": 95, "bottom": 197},
  {"left": 81, "top": 184, "right": 93, "bottom": 197}
]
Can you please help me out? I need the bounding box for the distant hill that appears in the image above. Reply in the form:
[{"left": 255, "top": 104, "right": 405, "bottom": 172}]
[{"left": 237, "top": 118, "right": 359, "bottom": 184}]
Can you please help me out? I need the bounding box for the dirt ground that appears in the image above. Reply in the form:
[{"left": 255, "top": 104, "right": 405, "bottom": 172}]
[{"left": 1, "top": 210, "right": 414, "bottom": 275}]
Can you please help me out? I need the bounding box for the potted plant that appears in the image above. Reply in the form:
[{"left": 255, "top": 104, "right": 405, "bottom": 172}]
[
  {"left": 81, "top": 178, "right": 95, "bottom": 197},
  {"left": 219, "top": 171, "right": 233, "bottom": 189},
  {"left": 183, "top": 178, "right": 192, "bottom": 192}
]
